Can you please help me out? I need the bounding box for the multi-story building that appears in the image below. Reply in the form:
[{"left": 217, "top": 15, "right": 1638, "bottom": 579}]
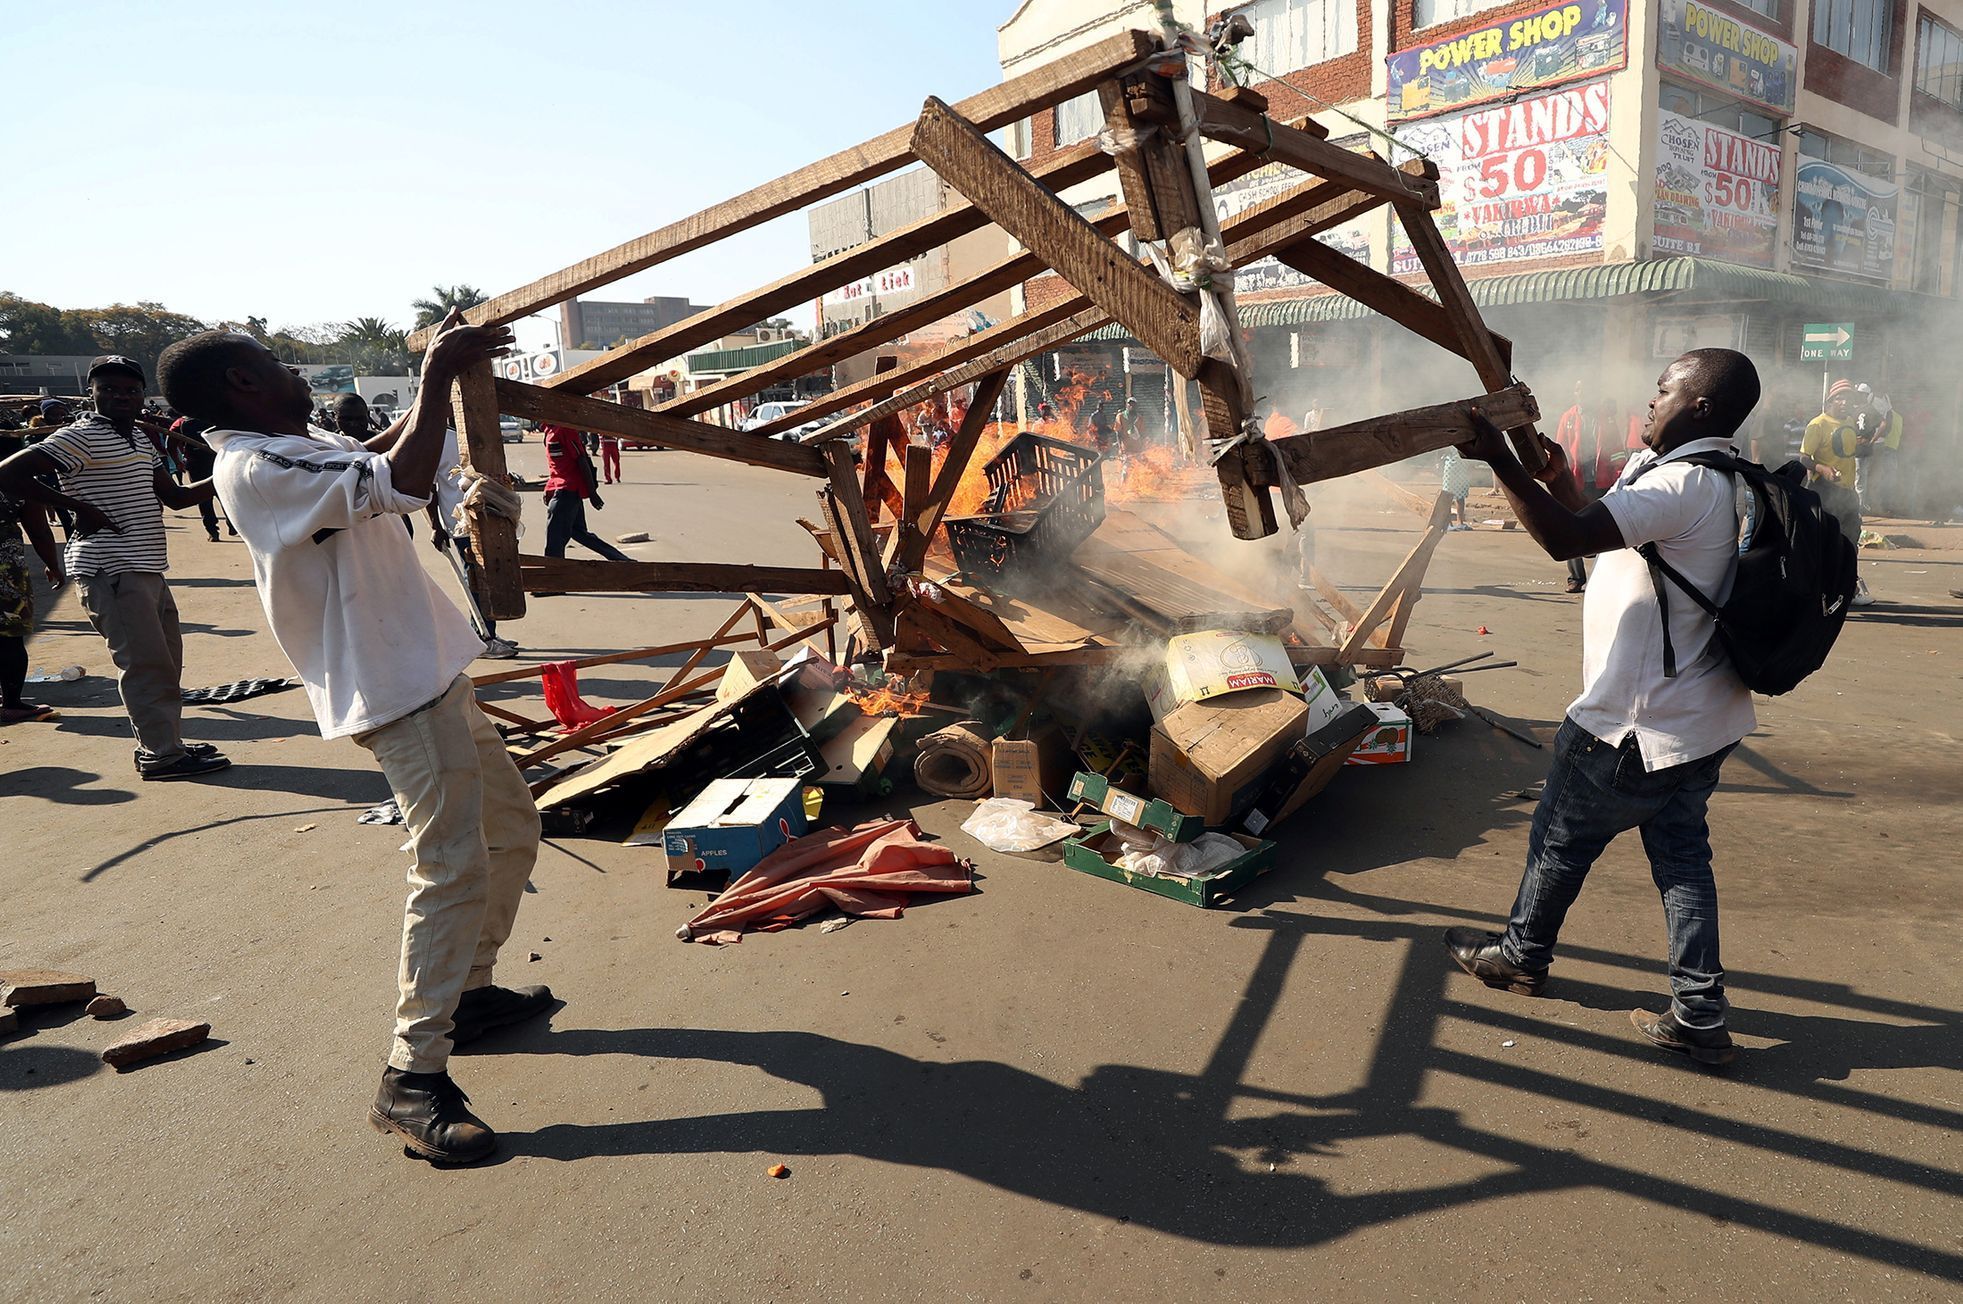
[
  {"left": 999, "top": 0, "right": 1963, "bottom": 498},
  {"left": 559, "top": 295, "right": 710, "bottom": 350}
]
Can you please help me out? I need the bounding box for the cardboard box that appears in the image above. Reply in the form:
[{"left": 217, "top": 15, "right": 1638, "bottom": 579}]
[
  {"left": 1065, "top": 771, "right": 1202, "bottom": 843},
  {"left": 1345, "top": 701, "right": 1413, "bottom": 765},
  {"left": 990, "top": 726, "right": 1072, "bottom": 805},
  {"left": 715, "top": 649, "right": 786, "bottom": 705},
  {"left": 1297, "top": 665, "right": 1347, "bottom": 734},
  {"left": 1062, "top": 823, "right": 1276, "bottom": 907},
  {"left": 1238, "top": 701, "right": 1378, "bottom": 835},
  {"left": 1145, "top": 630, "right": 1302, "bottom": 723},
  {"left": 1148, "top": 688, "right": 1309, "bottom": 826},
  {"left": 663, "top": 776, "right": 808, "bottom": 880},
  {"left": 817, "top": 714, "right": 899, "bottom": 796}
]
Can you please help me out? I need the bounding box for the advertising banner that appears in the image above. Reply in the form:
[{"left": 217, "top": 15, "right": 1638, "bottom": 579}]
[
  {"left": 1652, "top": 110, "right": 1780, "bottom": 266},
  {"left": 1387, "top": 0, "right": 1626, "bottom": 123},
  {"left": 1390, "top": 81, "right": 1612, "bottom": 274},
  {"left": 1213, "top": 160, "right": 1371, "bottom": 295},
  {"left": 1792, "top": 152, "right": 1898, "bottom": 281},
  {"left": 1656, "top": 0, "right": 1796, "bottom": 116}
]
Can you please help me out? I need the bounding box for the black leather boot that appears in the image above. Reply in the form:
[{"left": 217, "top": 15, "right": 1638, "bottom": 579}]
[
  {"left": 451, "top": 984, "right": 555, "bottom": 1048},
  {"left": 1444, "top": 926, "right": 1548, "bottom": 996},
  {"left": 370, "top": 1067, "right": 496, "bottom": 1163}
]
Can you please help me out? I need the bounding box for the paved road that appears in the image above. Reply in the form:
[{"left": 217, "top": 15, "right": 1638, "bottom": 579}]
[{"left": 4, "top": 444, "right": 1959, "bottom": 1301}]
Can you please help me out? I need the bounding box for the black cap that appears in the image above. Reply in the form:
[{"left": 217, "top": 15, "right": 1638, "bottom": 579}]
[{"left": 87, "top": 355, "right": 145, "bottom": 384}]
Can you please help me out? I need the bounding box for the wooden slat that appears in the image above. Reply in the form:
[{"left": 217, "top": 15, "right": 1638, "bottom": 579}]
[
  {"left": 1392, "top": 200, "right": 1545, "bottom": 471},
  {"left": 1185, "top": 89, "right": 1440, "bottom": 209},
  {"left": 1337, "top": 494, "right": 1454, "bottom": 663},
  {"left": 1265, "top": 384, "right": 1539, "bottom": 486},
  {"left": 449, "top": 361, "right": 525, "bottom": 621},
  {"left": 686, "top": 115, "right": 1318, "bottom": 425},
  {"left": 408, "top": 28, "right": 1158, "bottom": 348},
  {"left": 896, "top": 368, "right": 1009, "bottom": 574},
  {"left": 470, "top": 631, "right": 755, "bottom": 687},
  {"left": 1271, "top": 237, "right": 1513, "bottom": 372},
  {"left": 1072, "top": 535, "right": 1292, "bottom": 634},
  {"left": 494, "top": 378, "right": 825, "bottom": 477},
  {"left": 546, "top": 138, "right": 1116, "bottom": 395},
  {"left": 909, "top": 95, "right": 1202, "bottom": 375},
  {"left": 517, "top": 555, "right": 851, "bottom": 595},
  {"left": 861, "top": 357, "right": 904, "bottom": 525}
]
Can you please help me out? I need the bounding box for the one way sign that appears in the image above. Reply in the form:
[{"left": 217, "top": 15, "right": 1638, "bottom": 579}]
[{"left": 1801, "top": 322, "right": 1855, "bottom": 361}]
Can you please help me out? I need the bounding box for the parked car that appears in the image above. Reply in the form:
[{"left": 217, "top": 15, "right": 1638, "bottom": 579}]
[
  {"left": 741, "top": 400, "right": 829, "bottom": 443},
  {"left": 499, "top": 416, "right": 524, "bottom": 443}
]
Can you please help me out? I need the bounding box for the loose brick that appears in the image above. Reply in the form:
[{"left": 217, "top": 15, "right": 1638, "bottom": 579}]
[
  {"left": 101, "top": 1018, "right": 211, "bottom": 1069},
  {"left": 86, "top": 995, "right": 128, "bottom": 1019},
  {"left": 0, "top": 969, "right": 96, "bottom": 1007}
]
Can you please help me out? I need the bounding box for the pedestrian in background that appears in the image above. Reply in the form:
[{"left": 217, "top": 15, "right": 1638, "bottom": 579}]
[
  {"left": 1803, "top": 380, "right": 1871, "bottom": 607},
  {"left": 0, "top": 430, "right": 64, "bottom": 725},
  {"left": 539, "top": 421, "right": 630, "bottom": 562}
]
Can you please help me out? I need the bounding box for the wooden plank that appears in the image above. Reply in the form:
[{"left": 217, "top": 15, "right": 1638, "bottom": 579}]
[
  {"left": 1337, "top": 498, "right": 1452, "bottom": 663},
  {"left": 494, "top": 378, "right": 825, "bottom": 477},
  {"left": 685, "top": 116, "right": 1318, "bottom": 425},
  {"left": 896, "top": 368, "right": 1009, "bottom": 574},
  {"left": 1270, "top": 237, "right": 1513, "bottom": 372},
  {"left": 909, "top": 95, "right": 1202, "bottom": 375},
  {"left": 861, "top": 357, "right": 904, "bottom": 525},
  {"left": 517, "top": 555, "right": 851, "bottom": 595},
  {"left": 547, "top": 138, "right": 1117, "bottom": 394},
  {"left": 1392, "top": 200, "right": 1545, "bottom": 471},
  {"left": 449, "top": 361, "right": 525, "bottom": 622},
  {"left": 1097, "top": 80, "right": 1167, "bottom": 243},
  {"left": 1264, "top": 384, "right": 1540, "bottom": 486},
  {"left": 470, "top": 631, "right": 755, "bottom": 687},
  {"left": 1071, "top": 535, "right": 1292, "bottom": 634},
  {"left": 407, "top": 28, "right": 1158, "bottom": 348},
  {"left": 822, "top": 443, "right": 892, "bottom": 609},
  {"left": 816, "top": 490, "right": 887, "bottom": 648},
  {"left": 1185, "top": 89, "right": 1440, "bottom": 209},
  {"left": 1306, "top": 564, "right": 1363, "bottom": 624}
]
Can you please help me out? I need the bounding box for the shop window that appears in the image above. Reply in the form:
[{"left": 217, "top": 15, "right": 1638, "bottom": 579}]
[
  {"left": 1413, "top": 0, "right": 1507, "bottom": 28},
  {"left": 1914, "top": 13, "right": 1963, "bottom": 109},
  {"left": 1906, "top": 169, "right": 1963, "bottom": 293},
  {"left": 1006, "top": 118, "right": 1033, "bottom": 160},
  {"left": 1733, "top": 0, "right": 1779, "bottom": 15},
  {"left": 1812, "top": 0, "right": 1893, "bottom": 73},
  {"left": 1659, "top": 82, "right": 1783, "bottom": 138},
  {"left": 1796, "top": 128, "right": 1894, "bottom": 176},
  {"left": 1232, "top": 0, "right": 1359, "bottom": 74},
  {"left": 1052, "top": 91, "right": 1101, "bottom": 148}
]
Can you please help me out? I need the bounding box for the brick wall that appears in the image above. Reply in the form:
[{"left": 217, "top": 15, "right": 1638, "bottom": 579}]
[
  {"left": 1804, "top": 0, "right": 1910, "bottom": 124},
  {"left": 1208, "top": 1, "right": 1374, "bottom": 107}
]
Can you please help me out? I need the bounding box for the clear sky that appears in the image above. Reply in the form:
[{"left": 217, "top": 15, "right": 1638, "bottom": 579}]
[{"left": 6, "top": 0, "right": 1014, "bottom": 349}]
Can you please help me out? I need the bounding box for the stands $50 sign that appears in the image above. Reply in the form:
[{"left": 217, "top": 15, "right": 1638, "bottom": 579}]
[{"left": 1392, "top": 81, "right": 1612, "bottom": 274}]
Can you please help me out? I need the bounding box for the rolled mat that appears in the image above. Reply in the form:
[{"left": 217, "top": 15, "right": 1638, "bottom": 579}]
[{"left": 914, "top": 722, "right": 994, "bottom": 799}]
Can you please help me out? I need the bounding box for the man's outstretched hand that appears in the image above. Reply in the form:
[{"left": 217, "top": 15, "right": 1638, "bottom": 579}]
[
  {"left": 422, "top": 307, "right": 514, "bottom": 386},
  {"left": 1457, "top": 407, "right": 1513, "bottom": 466}
]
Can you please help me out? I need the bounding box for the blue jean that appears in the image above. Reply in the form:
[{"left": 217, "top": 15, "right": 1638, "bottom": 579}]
[{"left": 1502, "top": 718, "right": 1738, "bottom": 1027}]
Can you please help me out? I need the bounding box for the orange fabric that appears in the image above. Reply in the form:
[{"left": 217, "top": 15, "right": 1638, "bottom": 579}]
[
  {"left": 679, "top": 818, "right": 973, "bottom": 941},
  {"left": 539, "top": 662, "right": 616, "bottom": 730},
  {"left": 1263, "top": 411, "right": 1299, "bottom": 440}
]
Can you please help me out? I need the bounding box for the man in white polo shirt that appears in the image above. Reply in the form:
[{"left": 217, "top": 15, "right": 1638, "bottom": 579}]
[
  {"left": 1444, "top": 348, "right": 1760, "bottom": 1067},
  {"left": 157, "top": 311, "right": 548, "bottom": 1164}
]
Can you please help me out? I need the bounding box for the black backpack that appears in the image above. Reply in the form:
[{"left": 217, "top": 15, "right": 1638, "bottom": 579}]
[{"left": 1634, "top": 451, "right": 1857, "bottom": 696}]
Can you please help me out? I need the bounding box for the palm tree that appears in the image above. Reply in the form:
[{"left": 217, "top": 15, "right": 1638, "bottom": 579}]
[
  {"left": 338, "top": 316, "right": 410, "bottom": 375},
  {"left": 410, "top": 284, "right": 488, "bottom": 329}
]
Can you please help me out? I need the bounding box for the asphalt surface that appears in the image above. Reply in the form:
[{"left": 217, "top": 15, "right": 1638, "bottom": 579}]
[{"left": 3, "top": 443, "right": 1959, "bottom": 1302}]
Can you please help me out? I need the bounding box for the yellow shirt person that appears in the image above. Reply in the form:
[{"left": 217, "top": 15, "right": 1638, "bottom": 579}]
[{"left": 1801, "top": 412, "right": 1858, "bottom": 485}]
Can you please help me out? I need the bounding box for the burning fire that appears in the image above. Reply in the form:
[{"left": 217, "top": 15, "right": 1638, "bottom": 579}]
[{"left": 847, "top": 683, "right": 930, "bottom": 718}]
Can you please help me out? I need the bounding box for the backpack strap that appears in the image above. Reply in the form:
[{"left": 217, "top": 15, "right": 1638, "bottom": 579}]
[{"left": 1629, "top": 449, "right": 1735, "bottom": 679}]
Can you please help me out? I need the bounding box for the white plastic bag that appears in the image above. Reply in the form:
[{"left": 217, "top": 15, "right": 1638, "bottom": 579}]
[{"left": 960, "top": 797, "right": 1080, "bottom": 854}]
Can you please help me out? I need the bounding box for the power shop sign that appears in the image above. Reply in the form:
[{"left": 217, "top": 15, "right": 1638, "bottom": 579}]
[
  {"left": 1391, "top": 81, "right": 1612, "bottom": 275},
  {"left": 1652, "top": 111, "right": 1780, "bottom": 267}
]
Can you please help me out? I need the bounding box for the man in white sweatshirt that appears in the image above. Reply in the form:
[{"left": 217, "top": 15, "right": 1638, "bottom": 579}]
[{"left": 157, "top": 311, "right": 547, "bottom": 1165}]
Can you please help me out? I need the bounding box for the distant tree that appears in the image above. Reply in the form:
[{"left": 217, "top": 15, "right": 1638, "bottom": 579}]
[
  {"left": 0, "top": 293, "right": 97, "bottom": 356},
  {"left": 410, "top": 284, "right": 487, "bottom": 329},
  {"left": 338, "top": 316, "right": 410, "bottom": 376}
]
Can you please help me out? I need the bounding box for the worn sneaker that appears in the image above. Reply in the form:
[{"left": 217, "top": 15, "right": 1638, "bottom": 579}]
[
  {"left": 478, "top": 637, "right": 520, "bottom": 660},
  {"left": 137, "top": 750, "right": 232, "bottom": 781},
  {"left": 1851, "top": 578, "right": 1875, "bottom": 608},
  {"left": 1629, "top": 1007, "right": 1737, "bottom": 1066},
  {"left": 1444, "top": 926, "right": 1548, "bottom": 996},
  {"left": 369, "top": 1067, "right": 496, "bottom": 1163},
  {"left": 451, "top": 983, "right": 556, "bottom": 1048}
]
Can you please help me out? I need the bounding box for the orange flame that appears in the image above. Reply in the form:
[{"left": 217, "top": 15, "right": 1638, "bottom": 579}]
[{"left": 848, "top": 684, "right": 930, "bottom": 718}]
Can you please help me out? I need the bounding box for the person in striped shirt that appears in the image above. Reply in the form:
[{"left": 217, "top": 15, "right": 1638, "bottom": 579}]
[{"left": 0, "top": 356, "right": 230, "bottom": 780}]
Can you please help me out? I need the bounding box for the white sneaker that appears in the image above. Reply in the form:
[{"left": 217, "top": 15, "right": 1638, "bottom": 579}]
[
  {"left": 479, "top": 637, "right": 520, "bottom": 659},
  {"left": 1851, "top": 579, "right": 1874, "bottom": 608}
]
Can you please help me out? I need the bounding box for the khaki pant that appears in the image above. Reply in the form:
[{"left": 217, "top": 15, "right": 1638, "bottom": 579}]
[
  {"left": 355, "top": 675, "right": 542, "bottom": 1073},
  {"left": 77, "top": 571, "right": 185, "bottom": 763}
]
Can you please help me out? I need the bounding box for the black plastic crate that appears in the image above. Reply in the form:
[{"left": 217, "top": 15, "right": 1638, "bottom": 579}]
[{"left": 945, "top": 434, "right": 1104, "bottom": 580}]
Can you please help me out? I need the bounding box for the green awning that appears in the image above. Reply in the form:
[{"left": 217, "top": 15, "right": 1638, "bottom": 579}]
[
  {"left": 686, "top": 338, "right": 804, "bottom": 374},
  {"left": 1081, "top": 257, "right": 1928, "bottom": 342}
]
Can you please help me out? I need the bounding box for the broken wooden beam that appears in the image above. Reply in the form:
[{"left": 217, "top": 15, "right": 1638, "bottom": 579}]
[
  {"left": 1337, "top": 493, "right": 1454, "bottom": 663},
  {"left": 495, "top": 378, "right": 826, "bottom": 477},
  {"left": 1270, "top": 237, "right": 1513, "bottom": 373},
  {"left": 909, "top": 95, "right": 1202, "bottom": 375},
  {"left": 1183, "top": 89, "right": 1441, "bottom": 209},
  {"left": 450, "top": 361, "right": 526, "bottom": 621},
  {"left": 517, "top": 555, "right": 851, "bottom": 596},
  {"left": 407, "top": 28, "right": 1158, "bottom": 348},
  {"left": 1262, "top": 384, "right": 1539, "bottom": 487}
]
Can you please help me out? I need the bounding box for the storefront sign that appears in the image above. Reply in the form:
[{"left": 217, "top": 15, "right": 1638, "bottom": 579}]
[
  {"left": 836, "top": 266, "right": 916, "bottom": 302},
  {"left": 1387, "top": 0, "right": 1626, "bottom": 122},
  {"left": 1792, "top": 153, "right": 1897, "bottom": 282},
  {"left": 1390, "top": 81, "right": 1612, "bottom": 274},
  {"left": 1212, "top": 160, "right": 1372, "bottom": 294},
  {"left": 1652, "top": 110, "right": 1780, "bottom": 267},
  {"left": 1657, "top": 0, "right": 1796, "bottom": 116}
]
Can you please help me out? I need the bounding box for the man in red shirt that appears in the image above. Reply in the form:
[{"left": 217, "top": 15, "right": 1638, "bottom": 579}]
[{"left": 539, "top": 423, "right": 629, "bottom": 561}]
